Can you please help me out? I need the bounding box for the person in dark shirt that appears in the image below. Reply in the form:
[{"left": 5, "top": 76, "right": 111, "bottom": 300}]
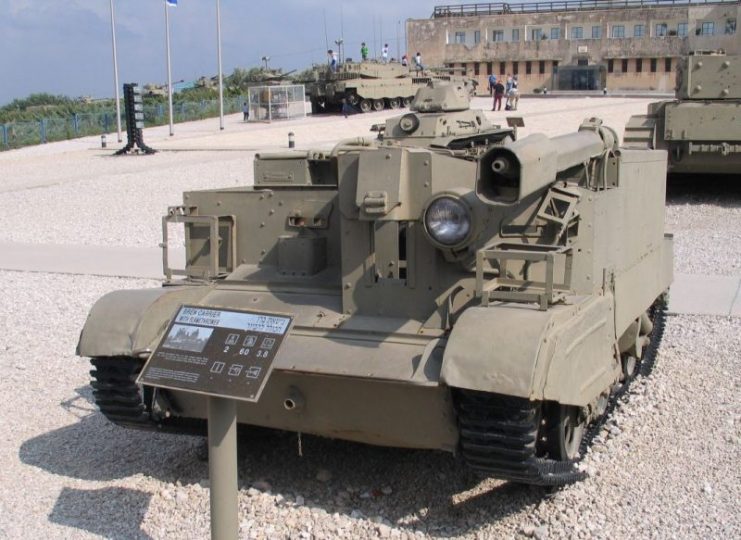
[{"left": 492, "top": 81, "right": 505, "bottom": 111}]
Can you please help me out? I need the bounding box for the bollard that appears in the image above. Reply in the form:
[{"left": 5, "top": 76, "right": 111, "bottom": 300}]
[
  {"left": 288, "top": 132, "right": 295, "bottom": 149},
  {"left": 101, "top": 134, "right": 107, "bottom": 148}
]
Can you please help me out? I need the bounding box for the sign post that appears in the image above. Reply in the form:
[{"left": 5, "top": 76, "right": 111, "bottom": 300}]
[
  {"left": 138, "top": 305, "right": 293, "bottom": 540},
  {"left": 208, "top": 396, "right": 238, "bottom": 540}
]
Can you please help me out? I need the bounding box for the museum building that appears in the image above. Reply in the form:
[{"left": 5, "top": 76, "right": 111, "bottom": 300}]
[{"left": 407, "top": 0, "right": 741, "bottom": 93}]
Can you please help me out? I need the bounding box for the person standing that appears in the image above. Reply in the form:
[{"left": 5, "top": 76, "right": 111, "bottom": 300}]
[
  {"left": 492, "top": 80, "right": 505, "bottom": 111},
  {"left": 401, "top": 54, "right": 408, "bottom": 67},
  {"left": 487, "top": 73, "right": 497, "bottom": 96},
  {"left": 507, "top": 75, "right": 519, "bottom": 111},
  {"left": 361, "top": 42, "right": 369, "bottom": 61},
  {"left": 328, "top": 49, "right": 338, "bottom": 72},
  {"left": 242, "top": 101, "right": 249, "bottom": 122},
  {"left": 382, "top": 44, "right": 389, "bottom": 63},
  {"left": 414, "top": 52, "right": 424, "bottom": 71}
]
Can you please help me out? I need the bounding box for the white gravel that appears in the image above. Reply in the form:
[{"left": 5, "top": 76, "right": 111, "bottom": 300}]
[
  {"left": 1, "top": 98, "right": 739, "bottom": 539},
  {"left": 1, "top": 269, "right": 738, "bottom": 538}
]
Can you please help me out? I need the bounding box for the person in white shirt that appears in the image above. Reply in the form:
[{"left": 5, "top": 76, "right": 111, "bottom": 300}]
[
  {"left": 382, "top": 44, "right": 389, "bottom": 63},
  {"left": 414, "top": 52, "right": 424, "bottom": 71}
]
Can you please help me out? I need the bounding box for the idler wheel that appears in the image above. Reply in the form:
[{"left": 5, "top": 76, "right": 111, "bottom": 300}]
[
  {"left": 546, "top": 404, "right": 586, "bottom": 461},
  {"left": 346, "top": 93, "right": 360, "bottom": 106}
]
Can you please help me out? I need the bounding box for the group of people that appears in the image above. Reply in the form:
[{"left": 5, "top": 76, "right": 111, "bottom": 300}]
[
  {"left": 488, "top": 73, "right": 519, "bottom": 111},
  {"left": 329, "top": 44, "right": 424, "bottom": 71}
]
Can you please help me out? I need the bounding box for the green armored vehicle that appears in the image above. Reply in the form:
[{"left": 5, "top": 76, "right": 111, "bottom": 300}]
[
  {"left": 625, "top": 51, "right": 741, "bottom": 174},
  {"left": 78, "top": 84, "right": 673, "bottom": 485},
  {"left": 307, "top": 61, "right": 476, "bottom": 114}
]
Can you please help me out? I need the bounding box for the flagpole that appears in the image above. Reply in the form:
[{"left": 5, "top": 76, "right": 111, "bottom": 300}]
[
  {"left": 109, "top": 0, "right": 122, "bottom": 142},
  {"left": 165, "top": 0, "right": 174, "bottom": 136},
  {"left": 216, "top": 0, "right": 224, "bottom": 131}
]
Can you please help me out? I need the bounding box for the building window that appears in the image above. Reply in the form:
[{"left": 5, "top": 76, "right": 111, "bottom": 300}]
[
  {"left": 474, "top": 63, "right": 480, "bottom": 75},
  {"left": 551, "top": 27, "right": 560, "bottom": 39},
  {"left": 622, "top": 59, "right": 629, "bottom": 72},
  {"left": 636, "top": 58, "right": 643, "bottom": 72},
  {"left": 531, "top": 28, "right": 543, "bottom": 41},
  {"left": 493, "top": 30, "right": 504, "bottom": 42},
  {"left": 655, "top": 23, "right": 668, "bottom": 37},
  {"left": 539, "top": 60, "right": 546, "bottom": 74},
  {"left": 571, "top": 26, "right": 583, "bottom": 39},
  {"left": 608, "top": 59, "right": 614, "bottom": 73},
  {"left": 577, "top": 58, "right": 588, "bottom": 66},
  {"left": 700, "top": 21, "right": 715, "bottom": 35},
  {"left": 553, "top": 60, "right": 559, "bottom": 71},
  {"left": 474, "top": 31, "right": 481, "bottom": 44},
  {"left": 512, "top": 28, "right": 520, "bottom": 41},
  {"left": 612, "top": 25, "right": 625, "bottom": 38},
  {"left": 454, "top": 32, "right": 466, "bottom": 44},
  {"left": 726, "top": 18, "right": 737, "bottom": 34},
  {"left": 487, "top": 62, "right": 493, "bottom": 75},
  {"left": 650, "top": 58, "right": 657, "bottom": 72},
  {"left": 592, "top": 26, "right": 602, "bottom": 39},
  {"left": 500, "top": 62, "right": 506, "bottom": 75},
  {"left": 513, "top": 61, "right": 519, "bottom": 75},
  {"left": 634, "top": 24, "right": 645, "bottom": 37},
  {"left": 526, "top": 61, "right": 532, "bottom": 74},
  {"left": 665, "top": 58, "right": 672, "bottom": 72},
  {"left": 677, "top": 22, "right": 688, "bottom": 36}
]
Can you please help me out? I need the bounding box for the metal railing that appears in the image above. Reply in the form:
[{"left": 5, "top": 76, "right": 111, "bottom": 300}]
[
  {"left": 0, "top": 96, "right": 246, "bottom": 151},
  {"left": 432, "top": 0, "right": 738, "bottom": 17}
]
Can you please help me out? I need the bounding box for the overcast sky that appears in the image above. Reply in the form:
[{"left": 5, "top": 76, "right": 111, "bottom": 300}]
[{"left": 0, "top": 0, "right": 448, "bottom": 105}]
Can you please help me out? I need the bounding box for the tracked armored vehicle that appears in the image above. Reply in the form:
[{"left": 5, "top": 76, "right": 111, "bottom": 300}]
[
  {"left": 78, "top": 84, "right": 673, "bottom": 485},
  {"left": 625, "top": 51, "right": 741, "bottom": 174},
  {"left": 307, "top": 61, "right": 475, "bottom": 114}
]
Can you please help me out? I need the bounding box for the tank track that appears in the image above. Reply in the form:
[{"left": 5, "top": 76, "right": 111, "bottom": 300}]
[
  {"left": 454, "top": 297, "right": 667, "bottom": 486},
  {"left": 90, "top": 356, "right": 205, "bottom": 435}
]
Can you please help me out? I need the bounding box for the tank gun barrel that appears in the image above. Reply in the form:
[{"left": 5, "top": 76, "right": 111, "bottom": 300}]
[{"left": 477, "top": 119, "right": 616, "bottom": 204}]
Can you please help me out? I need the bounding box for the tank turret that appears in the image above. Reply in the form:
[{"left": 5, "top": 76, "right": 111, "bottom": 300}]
[
  {"left": 625, "top": 51, "right": 741, "bottom": 174},
  {"left": 77, "top": 105, "right": 672, "bottom": 486},
  {"left": 379, "top": 82, "right": 514, "bottom": 149}
]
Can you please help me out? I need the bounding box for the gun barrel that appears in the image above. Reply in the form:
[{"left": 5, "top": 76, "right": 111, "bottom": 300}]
[{"left": 477, "top": 129, "right": 606, "bottom": 204}]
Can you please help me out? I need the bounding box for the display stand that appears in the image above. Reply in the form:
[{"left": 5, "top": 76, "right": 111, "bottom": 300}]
[{"left": 138, "top": 305, "right": 293, "bottom": 540}]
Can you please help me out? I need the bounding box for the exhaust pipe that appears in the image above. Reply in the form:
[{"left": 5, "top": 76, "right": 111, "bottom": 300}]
[{"left": 283, "top": 386, "right": 305, "bottom": 412}]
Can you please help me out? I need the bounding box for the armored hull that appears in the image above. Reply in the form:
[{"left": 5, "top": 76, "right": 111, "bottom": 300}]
[
  {"left": 79, "top": 84, "right": 672, "bottom": 485},
  {"left": 625, "top": 52, "right": 741, "bottom": 174}
]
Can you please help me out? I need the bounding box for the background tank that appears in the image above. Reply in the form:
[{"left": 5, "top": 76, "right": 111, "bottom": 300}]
[
  {"left": 625, "top": 51, "right": 741, "bottom": 174},
  {"left": 307, "top": 60, "right": 477, "bottom": 114},
  {"left": 78, "top": 89, "right": 672, "bottom": 485}
]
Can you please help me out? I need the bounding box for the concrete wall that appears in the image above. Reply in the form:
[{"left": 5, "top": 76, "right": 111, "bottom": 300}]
[{"left": 408, "top": 2, "right": 740, "bottom": 92}]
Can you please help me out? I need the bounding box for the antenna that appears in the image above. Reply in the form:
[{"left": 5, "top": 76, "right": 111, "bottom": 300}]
[{"left": 323, "top": 9, "right": 329, "bottom": 56}]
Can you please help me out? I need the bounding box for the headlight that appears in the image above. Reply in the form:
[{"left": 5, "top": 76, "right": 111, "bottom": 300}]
[{"left": 424, "top": 196, "right": 472, "bottom": 247}]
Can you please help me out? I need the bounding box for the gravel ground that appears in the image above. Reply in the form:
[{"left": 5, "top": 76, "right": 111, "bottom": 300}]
[
  {"left": 1, "top": 99, "right": 739, "bottom": 539},
  {"left": 1, "top": 270, "right": 738, "bottom": 539}
]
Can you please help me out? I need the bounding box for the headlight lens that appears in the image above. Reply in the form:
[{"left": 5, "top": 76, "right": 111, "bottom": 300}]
[{"left": 424, "top": 196, "right": 472, "bottom": 247}]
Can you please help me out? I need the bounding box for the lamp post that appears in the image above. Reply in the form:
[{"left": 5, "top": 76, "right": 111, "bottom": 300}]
[
  {"left": 164, "top": 0, "right": 174, "bottom": 136},
  {"left": 216, "top": 0, "right": 224, "bottom": 130},
  {"left": 334, "top": 39, "right": 344, "bottom": 65},
  {"left": 261, "top": 56, "right": 270, "bottom": 70},
  {"left": 108, "top": 0, "right": 122, "bottom": 142}
]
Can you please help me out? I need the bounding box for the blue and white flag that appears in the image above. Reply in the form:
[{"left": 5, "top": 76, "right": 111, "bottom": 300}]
[{"left": 166, "top": 0, "right": 177, "bottom": 6}]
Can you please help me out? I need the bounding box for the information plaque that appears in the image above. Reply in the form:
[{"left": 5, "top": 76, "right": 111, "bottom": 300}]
[{"left": 137, "top": 305, "right": 293, "bottom": 402}]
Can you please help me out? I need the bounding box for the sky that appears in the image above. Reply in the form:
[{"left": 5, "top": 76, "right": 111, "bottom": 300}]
[{"left": 0, "top": 0, "right": 444, "bottom": 105}]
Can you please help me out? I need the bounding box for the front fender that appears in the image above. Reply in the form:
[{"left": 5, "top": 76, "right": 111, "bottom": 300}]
[
  {"left": 441, "top": 295, "right": 617, "bottom": 406},
  {"left": 76, "top": 286, "right": 210, "bottom": 358}
]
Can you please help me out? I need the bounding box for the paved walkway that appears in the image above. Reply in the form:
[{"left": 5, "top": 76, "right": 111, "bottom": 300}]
[{"left": 1, "top": 242, "right": 738, "bottom": 317}]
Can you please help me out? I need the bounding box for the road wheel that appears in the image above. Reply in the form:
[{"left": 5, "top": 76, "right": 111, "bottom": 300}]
[
  {"left": 372, "top": 99, "right": 385, "bottom": 111},
  {"left": 387, "top": 97, "right": 400, "bottom": 109},
  {"left": 359, "top": 99, "right": 372, "bottom": 113},
  {"left": 346, "top": 93, "right": 360, "bottom": 106},
  {"left": 545, "top": 404, "right": 586, "bottom": 461},
  {"left": 402, "top": 96, "right": 413, "bottom": 107}
]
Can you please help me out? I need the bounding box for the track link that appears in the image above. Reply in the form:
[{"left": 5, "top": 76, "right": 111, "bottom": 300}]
[
  {"left": 90, "top": 356, "right": 205, "bottom": 435},
  {"left": 454, "top": 297, "right": 667, "bottom": 486}
]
